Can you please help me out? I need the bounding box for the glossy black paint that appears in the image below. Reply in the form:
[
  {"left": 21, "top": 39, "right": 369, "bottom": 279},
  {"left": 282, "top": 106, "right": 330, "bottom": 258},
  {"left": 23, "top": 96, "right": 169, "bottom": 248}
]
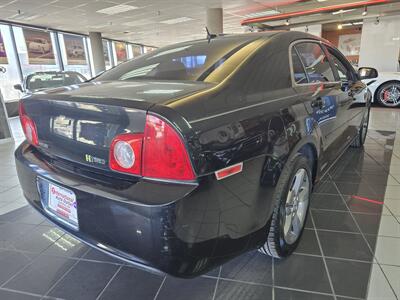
[{"left": 15, "top": 31, "right": 369, "bottom": 277}]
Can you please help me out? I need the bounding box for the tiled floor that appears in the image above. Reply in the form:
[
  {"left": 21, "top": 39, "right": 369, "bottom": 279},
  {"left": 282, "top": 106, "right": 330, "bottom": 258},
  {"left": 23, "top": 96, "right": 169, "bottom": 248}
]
[{"left": 0, "top": 108, "right": 399, "bottom": 300}]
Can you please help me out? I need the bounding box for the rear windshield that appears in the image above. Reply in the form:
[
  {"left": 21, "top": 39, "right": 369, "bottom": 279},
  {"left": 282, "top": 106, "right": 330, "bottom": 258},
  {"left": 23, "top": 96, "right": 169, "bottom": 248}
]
[
  {"left": 27, "top": 73, "right": 86, "bottom": 91},
  {"left": 95, "top": 38, "right": 254, "bottom": 83}
]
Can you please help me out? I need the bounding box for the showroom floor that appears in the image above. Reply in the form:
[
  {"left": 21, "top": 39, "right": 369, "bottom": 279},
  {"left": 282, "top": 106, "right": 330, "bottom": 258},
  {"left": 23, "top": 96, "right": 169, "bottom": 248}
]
[{"left": 0, "top": 108, "right": 399, "bottom": 300}]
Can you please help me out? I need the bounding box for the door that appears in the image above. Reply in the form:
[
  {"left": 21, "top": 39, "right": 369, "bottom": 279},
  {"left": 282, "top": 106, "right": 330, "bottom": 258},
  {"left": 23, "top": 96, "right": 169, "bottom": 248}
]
[
  {"left": 292, "top": 41, "right": 347, "bottom": 168},
  {"left": 325, "top": 45, "right": 365, "bottom": 140}
]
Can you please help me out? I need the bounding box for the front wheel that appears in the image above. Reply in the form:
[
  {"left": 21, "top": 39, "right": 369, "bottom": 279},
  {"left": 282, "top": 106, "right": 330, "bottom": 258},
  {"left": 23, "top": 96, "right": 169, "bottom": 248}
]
[
  {"left": 376, "top": 82, "right": 400, "bottom": 107},
  {"left": 259, "top": 154, "right": 312, "bottom": 258}
]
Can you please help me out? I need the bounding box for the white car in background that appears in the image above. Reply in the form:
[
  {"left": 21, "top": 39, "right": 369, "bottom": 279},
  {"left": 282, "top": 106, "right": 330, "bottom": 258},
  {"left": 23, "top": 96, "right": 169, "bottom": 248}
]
[
  {"left": 28, "top": 38, "right": 51, "bottom": 54},
  {"left": 359, "top": 68, "right": 400, "bottom": 107}
]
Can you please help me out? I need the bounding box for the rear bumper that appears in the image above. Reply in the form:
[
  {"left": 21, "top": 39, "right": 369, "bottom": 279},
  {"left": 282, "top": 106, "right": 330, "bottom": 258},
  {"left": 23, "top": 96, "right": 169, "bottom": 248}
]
[{"left": 15, "top": 142, "right": 270, "bottom": 277}]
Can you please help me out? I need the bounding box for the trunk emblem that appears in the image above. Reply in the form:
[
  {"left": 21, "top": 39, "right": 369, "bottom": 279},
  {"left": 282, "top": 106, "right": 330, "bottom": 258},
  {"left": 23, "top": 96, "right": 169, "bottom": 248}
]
[{"left": 85, "top": 154, "right": 106, "bottom": 165}]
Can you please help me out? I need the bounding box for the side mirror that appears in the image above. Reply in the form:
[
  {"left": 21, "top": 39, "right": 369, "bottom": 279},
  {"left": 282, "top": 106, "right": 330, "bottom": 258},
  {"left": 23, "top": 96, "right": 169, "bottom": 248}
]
[
  {"left": 14, "top": 84, "right": 24, "bottom": 92},
  {"left": 358, "top": 67, "right": 378, "bottom": 80}
]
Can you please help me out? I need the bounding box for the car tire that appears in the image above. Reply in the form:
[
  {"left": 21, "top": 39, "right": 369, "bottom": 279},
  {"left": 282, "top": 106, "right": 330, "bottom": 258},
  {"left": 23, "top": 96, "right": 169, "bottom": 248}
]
[
  {"left": 351, "top": 105, "right": 370, "bottom": 148},
  {"left": 259, "top": 153, "right": 312, "bottom": 258},
  {"left": 375, "top": 82, "right": 400, "bottom": 107}
]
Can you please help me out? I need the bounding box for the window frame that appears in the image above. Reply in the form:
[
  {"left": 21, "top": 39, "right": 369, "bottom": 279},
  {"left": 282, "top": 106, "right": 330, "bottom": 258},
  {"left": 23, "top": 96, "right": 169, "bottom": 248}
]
[
  {"left": 289, "top": 39, "right": 340, "bottom": 87},
  {"left": 323, "top": 44, "right": 357, "bottom": 83}
]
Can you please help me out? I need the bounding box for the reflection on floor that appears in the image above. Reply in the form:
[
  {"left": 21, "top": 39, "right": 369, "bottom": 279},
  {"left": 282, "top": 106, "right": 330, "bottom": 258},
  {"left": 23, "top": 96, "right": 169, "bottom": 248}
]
[{"left": 0, "top": 108, "right": 399, "bottom": 300}]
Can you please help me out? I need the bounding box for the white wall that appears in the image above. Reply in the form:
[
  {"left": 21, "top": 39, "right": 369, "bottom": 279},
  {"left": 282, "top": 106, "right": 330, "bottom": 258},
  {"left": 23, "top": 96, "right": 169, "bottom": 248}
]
[
  {"left": 291, "top": 24, "right": 322, "bottom": 37},
  {"left": 359, "top": 15, "right": 400, "bottom": 72}
]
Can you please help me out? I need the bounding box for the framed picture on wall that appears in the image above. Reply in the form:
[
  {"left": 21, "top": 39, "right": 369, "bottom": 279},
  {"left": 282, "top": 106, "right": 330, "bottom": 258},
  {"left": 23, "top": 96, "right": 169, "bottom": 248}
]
[
  {"left": 0, "top": 31, "right": 8, "bottom": 64},
  {"left": 23, "top": 28, "right": 55, "bottom": 65},
  {"left": 338, "top": 33, "right": 361, "bottom": 56},
  {"left": 64, "top": 34, "right": 87, "bottom": 65}
]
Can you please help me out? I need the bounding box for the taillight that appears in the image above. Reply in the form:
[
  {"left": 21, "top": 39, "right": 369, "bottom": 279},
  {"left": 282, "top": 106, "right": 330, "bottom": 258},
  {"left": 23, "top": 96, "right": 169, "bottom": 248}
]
[
  {"left": 19, "top": 101, "right": 39, "bottom": 146},
  {"left": 109, "top": 114, "right": 195, "bottom": 181},
  {"left": 142, "top": 115, "right": 195, "bottom": 181},
  {"left": 109, "top": 133, "right": 143, "bottom": 175}
]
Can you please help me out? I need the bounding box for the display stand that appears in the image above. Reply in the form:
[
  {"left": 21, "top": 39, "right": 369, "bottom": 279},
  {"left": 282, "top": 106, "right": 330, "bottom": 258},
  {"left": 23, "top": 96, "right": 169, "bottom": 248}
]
[{"left": 0, "top": 89, "right": 13, "bottom": 144}]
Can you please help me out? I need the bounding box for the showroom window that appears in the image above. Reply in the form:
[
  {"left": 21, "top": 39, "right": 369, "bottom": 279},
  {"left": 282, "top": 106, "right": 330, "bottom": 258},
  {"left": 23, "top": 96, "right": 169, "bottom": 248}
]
[
  {"left": 13, "top": 26, "right": 62, "bottom": 78},
  {"left": 0, "top": 24, "right": 23, "bottom": 102},
  {"left": 58, "top": 33, "right": 92, "bottom": 79},
  {"left": 103, "top": 39, "right": 113, "bottom": 70},
  {"left": 294, "top": 42, "right": 336, "bottom": 83}
]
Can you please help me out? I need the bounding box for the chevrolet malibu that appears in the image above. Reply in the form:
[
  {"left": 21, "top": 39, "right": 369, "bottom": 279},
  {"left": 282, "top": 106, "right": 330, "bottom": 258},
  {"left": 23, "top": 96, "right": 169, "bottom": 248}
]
[{"left": 15, "top": 31, "right": 375, "bottom": 277}]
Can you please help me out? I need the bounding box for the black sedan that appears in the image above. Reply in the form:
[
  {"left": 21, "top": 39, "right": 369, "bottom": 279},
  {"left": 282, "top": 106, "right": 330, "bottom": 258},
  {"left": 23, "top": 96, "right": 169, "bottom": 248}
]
[{"left": 15, "top": 31, "right": 375, "bottom": 278}]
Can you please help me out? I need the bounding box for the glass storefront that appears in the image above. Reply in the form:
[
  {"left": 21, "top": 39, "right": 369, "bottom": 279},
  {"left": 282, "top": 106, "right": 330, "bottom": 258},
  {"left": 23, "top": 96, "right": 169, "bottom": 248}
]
[
  {"left": 0, "top": 24, "right": 22, "bottom": 102},
  {"left": 0, "top": 21, "right": 147, "bottom": 102}
]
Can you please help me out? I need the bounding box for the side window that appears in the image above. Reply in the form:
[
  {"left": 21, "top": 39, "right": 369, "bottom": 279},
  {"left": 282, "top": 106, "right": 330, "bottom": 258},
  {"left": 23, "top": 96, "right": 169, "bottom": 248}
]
[
  {"left": 295, "top": 42, "right": 336, "bottom": 83},
  {"left": 326, "top": 47, "right": 353, "bottom": 82},
  {"left": 291, "top": 49, "right": 308, "bottom": 84}
]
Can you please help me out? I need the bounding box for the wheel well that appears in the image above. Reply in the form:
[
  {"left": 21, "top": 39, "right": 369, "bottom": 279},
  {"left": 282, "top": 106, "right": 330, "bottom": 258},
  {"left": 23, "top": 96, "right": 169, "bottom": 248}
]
[
  {"left": 373, "top": 80, "right": 400, "bottom": 101},
  {"left": 298, "top": 143, "right": 318, "bottom": 184}
]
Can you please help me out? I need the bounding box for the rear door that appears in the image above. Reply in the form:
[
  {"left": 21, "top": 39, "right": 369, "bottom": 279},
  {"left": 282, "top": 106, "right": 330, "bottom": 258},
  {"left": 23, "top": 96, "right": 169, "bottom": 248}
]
[{"left": 292, "top": 41, "right": 346, "bottom": 167}]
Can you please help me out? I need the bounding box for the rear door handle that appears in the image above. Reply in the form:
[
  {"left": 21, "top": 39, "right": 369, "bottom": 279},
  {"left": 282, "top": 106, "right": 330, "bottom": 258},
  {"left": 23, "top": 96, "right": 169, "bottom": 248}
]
[{"left": 311, "top": 97, "right": 324, "bottom": 109}]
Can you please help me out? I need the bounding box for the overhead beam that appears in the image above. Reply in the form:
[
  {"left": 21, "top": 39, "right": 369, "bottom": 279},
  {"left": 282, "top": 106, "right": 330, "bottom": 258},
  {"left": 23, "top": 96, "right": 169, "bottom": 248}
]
[{"left": 241, "top": 0, "right": 391, "bottom": 26}]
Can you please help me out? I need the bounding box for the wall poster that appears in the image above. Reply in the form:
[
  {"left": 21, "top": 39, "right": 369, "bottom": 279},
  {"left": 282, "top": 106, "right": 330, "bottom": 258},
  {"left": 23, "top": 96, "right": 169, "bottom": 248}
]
[
  {"left": 23, "top": 28, "right": 55, "bottom": 65},
  {"left": 0, "top": 31, "right": 8, "bottom": 64},
  {"left": 64, "top": 34, "right": 87, "bottom": 65}
]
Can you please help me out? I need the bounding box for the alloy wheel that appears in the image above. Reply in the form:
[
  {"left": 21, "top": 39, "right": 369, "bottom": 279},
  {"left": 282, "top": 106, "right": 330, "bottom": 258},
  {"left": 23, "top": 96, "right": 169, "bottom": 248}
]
[
  {"left": 379, "top": 84, "right": 400, "bottom": 107},
  {"left": 283, "top": 168, "right": 310, "bottom": 245}
]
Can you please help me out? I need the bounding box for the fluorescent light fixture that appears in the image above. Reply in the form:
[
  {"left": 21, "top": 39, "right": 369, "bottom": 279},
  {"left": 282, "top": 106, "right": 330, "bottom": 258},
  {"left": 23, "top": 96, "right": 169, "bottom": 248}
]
[
  {"left": 97, "top": 4, "right": 138, "bottom": 15},
  {"left": 342, "top": 22, "right": 363, "bottom": 26},
  {"left": 159, "top": 17, "right": 193, "bottom": 24},
  {"left": 332, "top": 8, "right": 356, "bottom": 15},
  {"left": 317, "top": 0, "right": 328, "bottom": 2},
  {"left": 392, "top": 37, "right": 400, "bottom": 41},
  {"left": 244, "top": 10, "right": 280, "bottom": 18}
]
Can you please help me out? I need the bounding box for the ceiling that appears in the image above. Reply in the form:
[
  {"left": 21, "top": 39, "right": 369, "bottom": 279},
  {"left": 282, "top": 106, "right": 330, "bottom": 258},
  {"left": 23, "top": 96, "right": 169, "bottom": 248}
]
[{"left": 0, "top": 0, "right": 399, "bottom": 47}]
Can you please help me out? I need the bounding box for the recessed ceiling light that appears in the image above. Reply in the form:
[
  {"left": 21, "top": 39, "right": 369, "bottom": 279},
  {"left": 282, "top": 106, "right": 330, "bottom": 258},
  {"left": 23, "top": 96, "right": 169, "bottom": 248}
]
[
  {"left": 159, "top": 17, "right": 194, "bottom": 24},
  {"left": 337, "top": 24, "right": 343, "bottom": 29},
  {"left": 244, "top": 10, "right": 280, "bottom": 18},
  {"left": 97, "top": 4, "right": 138, "bottom": 15}
]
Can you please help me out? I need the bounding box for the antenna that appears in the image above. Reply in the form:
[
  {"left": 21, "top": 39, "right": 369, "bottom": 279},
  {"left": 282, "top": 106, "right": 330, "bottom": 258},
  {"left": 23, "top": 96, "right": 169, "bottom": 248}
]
[{"left": 205, "top": 27, "right": 217, "bottom": 43}]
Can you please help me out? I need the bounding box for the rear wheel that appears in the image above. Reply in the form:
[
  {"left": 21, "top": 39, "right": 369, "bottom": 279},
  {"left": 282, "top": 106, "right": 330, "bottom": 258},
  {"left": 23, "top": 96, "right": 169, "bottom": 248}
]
[
  {"left": 259, "top": 154, "right": 312, "bottom": 258},
  {"left": 351, "top": 105, "right": 370, "bottom": 148},
  {"left": 376, "top": 82, "right": 400, "bottom": 107}
]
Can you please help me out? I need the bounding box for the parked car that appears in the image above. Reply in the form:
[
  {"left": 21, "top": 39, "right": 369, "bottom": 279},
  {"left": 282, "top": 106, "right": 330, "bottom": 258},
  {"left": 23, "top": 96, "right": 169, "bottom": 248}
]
[
  {"left": 15, "top": 31, "right": 375, "bottom": 278},
  {"left": 14, "top": 71, "right": 87, "bottom": 95},
  {"left": 27, "top": 38, "right": 51, "bottom": 54},
  {"left": 361, "top": 70, "right": 400, "bottom": 107}
]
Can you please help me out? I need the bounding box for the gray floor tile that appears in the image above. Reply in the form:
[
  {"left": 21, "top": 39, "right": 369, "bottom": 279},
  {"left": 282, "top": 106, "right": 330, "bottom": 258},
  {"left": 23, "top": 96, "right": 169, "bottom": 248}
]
[
  {"left": 326, "top": 258, "right": 372, "bottom": 298},
  {"left": 156, "top": 276, "right": 216, "bottom": 300},
  {"left": 220, "top": 251, "right": 272, "bottom": 285},
  {"left": 274, "top": 287, "right": 333, "bottom": 300},
  {"left": 215, "top": 279, "right": 272, "bottom": 300},
  {"left": 48, "top": 260, "right": 119, "bottom": 300},
  {"left": 99, "top": 266, "right": 164, "bottom": 300},
  {"left": 4, "top": 255, "right": 76, "bottom": 295},
  {"left": 274, "top": 254, "right": 331, "bottom": 293},
  {"left": 317, "top": 231, "right": 373, "bottom": 261}
]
